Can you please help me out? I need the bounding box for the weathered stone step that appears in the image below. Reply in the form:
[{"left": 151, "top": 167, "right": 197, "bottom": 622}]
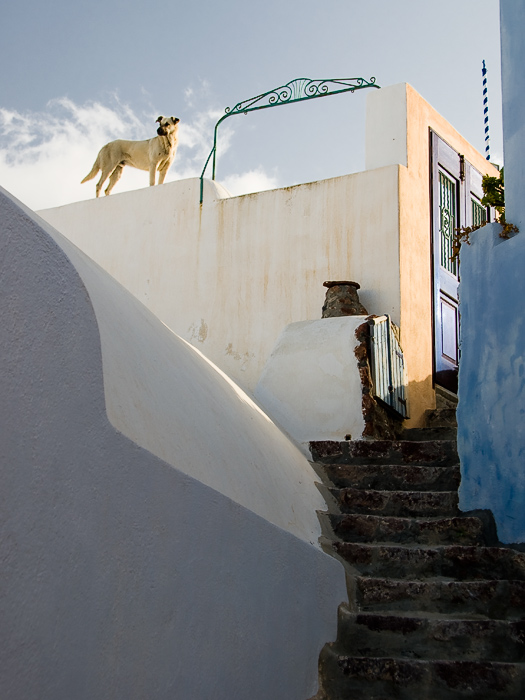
[
  {"left": 402, "top": 425, "right": 457, "bottom": 441},
  {"left": 335, "top": 607, "right": 525, "bottom": 662},
  {"left": 353, "top": 577, "right": 525, "bottom": 619},
  {"left": 333, "top": 542, "right": 525, "bottom": 580},
  {"left": 310, "top": 439, "right": 458, "bottom": 467},
  {"left": 321, "top": 463, "right": 460, "bottom": 492},
  {"left": 334, "top": 487, "right": 459, "bottom": 518},
  {"left": 427, "top": 406, "right": 458, "bottom": 427},
  {"left": 330, "top": 513, "right": 484, "bottom": 546},
  {"left": 435, "top": 385, "right": 458, "bottom": 410},
  {"left": 317, "top": 646, "right": 525, "bottom": 699}
]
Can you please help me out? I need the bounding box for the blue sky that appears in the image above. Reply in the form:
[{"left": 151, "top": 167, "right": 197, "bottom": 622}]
[{"left": 0, "top": 0, "right": 502, "bottom": 209}]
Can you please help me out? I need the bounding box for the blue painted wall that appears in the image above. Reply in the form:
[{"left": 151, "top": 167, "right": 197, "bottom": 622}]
[
  {"left": 457, "top": 0, "right": 525, "bottom": 544},
  {"left": 458, "top": 225, "right": 525, "bottom": 543},
  {"left": 500, "top": 0, "right": 525, "bottom": 233}
]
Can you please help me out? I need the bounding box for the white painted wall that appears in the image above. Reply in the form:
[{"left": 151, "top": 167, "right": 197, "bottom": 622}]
[
  {"left": 38, "top": 84, "right": 497, "bottom": 434},
  {"left": 39, "top": 168, "right": 401, "bottom": 396},
  {"left": 0, "top": 186, "right": 346, "bottom": 699},
  {"left": 365, "top": 83, "right": 408, "bottom": 170},
  {"left": 457, "top": 0, "right": 525, "bottom": 544},
  {"left": 255, "top": 317, "right": 367, "bottom": 453},
  {"left": 46, "top": 219, "right": 328, "bottom": 544}
]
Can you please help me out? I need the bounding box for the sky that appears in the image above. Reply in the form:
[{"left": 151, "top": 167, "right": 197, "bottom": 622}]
[{"left": 0, "top": 0, "right": 503, "bottom": 210}]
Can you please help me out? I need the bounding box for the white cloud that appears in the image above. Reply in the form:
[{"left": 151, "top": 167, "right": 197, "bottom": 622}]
[
  {"left": 222, "top": 168, "right": 279, "bottom": 196},
  {"left": 0, "top": 95, "right": 279, "bottom": 211},
  {"left": 0, "top": 98, "right": 149, "bottom": 210}
]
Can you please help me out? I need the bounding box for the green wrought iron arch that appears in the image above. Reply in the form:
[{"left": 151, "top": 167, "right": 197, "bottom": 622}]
[{"left": 199, "top": 76, "right": 380, "bottom": 203}]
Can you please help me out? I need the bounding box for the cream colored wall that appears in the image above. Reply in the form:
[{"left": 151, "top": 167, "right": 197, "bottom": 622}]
[
  {"left": 39, "top": 169, "right": 400, "bottom": 400},
  {"left": 367, "top": 84, "right": 499, "bottom": 426}
]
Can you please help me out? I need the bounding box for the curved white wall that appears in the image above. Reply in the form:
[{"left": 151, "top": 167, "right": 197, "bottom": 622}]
[
  {"left": 34, "top": 191, "right": 329, "bottom": 544},
  {"left": 0, "top": 187, "right": 346, "bottom": 699}
]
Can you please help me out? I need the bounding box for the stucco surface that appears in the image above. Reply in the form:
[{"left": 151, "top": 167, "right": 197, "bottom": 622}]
[
  {"left": 458, "top": 223, "right": 525, "bottom": 543},
  {"left": 32, "top": 192, "right": 329, "bottom": 545},
  {"left": 457, "top": 2, "right": 525, "bottom": 544},
  {"left": 366, "top": 84, "right": 408, "bottom": 170},
  {"left": 0, "top": 186, "right": 347, "bottom": 698},
  {"left": 367, "top": 83, "right": 499, "bottom": 426},
  {"left": 39, "top": 169, "right": 401, "bottom": 396},
  {"left": 402, "top": 83, "right": 498, "bottom": 425},
  {"left": 501, "top": 0, "right": 525, "bottom": 232},
  {"left": 255, "top": 317, "right": 367, "bottom": 452},
  {"left": 39, "top": 84, "right": 496, "bottom": 430}
]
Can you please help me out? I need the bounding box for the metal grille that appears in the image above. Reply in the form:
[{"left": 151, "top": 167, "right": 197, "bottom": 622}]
[
  {"left": 439, "top": 171, "right": 458, "bottom": 276},
  {"left": 369, "top": 315, "right": 408, "bottom": 419},
  {"left": 472, "top": 198, "right": 487, "bottom": 227}
]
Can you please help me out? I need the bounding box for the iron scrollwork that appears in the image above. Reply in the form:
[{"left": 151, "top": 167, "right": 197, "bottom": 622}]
[
  {"left": 200, "top": 76, "right": 380, "bottom": 203},
  {"left": 224, "top": 77, "right": 378, "bottom": 116}
]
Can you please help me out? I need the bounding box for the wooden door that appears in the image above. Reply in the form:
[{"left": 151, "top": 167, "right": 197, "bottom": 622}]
[{"left": 430, "top": 132, "right": 486, "bottom": 393}]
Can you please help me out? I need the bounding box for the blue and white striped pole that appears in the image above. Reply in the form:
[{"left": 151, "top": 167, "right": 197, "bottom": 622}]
[{"left": 482, "top": 59, "right": 490, "bottom": 161}]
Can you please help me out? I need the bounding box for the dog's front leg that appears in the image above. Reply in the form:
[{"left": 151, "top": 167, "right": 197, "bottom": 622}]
[
  {"left": 157, "top": 161, "right": 171, "bottom": 185},
  {"left": 149, "top": 164, "right": 157, "bottom": 186}
]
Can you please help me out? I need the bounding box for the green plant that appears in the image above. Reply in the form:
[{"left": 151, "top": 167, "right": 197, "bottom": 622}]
[
  {"left": 481, "top": 168, "right": 506, "bottom": 221},
  {"left": 452, "top": 167, "right": 518, "bottom": 260}
]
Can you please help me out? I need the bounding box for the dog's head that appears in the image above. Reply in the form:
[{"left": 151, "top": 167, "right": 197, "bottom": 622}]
[{"left": 156, "top": 116, "right": 180, "bottom": 136}]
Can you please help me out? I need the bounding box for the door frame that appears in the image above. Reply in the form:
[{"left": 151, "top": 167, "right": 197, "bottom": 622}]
[{"left": 430, "top": 131, "right": 487, "bottom": 394}]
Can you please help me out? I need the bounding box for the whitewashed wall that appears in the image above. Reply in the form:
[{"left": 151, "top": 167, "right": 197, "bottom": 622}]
[
  {"left": 39, "top": 169, "right": 401, "bottom": 396},
  {"left": 255, "top": 317, "right": 367, "bottom": 452},
  {"left": 457, "top": 0, "right": 525, "bottom": 544},
  {"left": 39, "top": 84, "right": 497, "bottom": 432},
  {"left": 0, "top": 187, "right": 346, "bottom": 699}
]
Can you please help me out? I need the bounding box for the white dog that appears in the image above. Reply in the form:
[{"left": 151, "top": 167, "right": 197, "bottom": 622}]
[{"left": 81, "top": 116, "right": 180, "bottom": 197}]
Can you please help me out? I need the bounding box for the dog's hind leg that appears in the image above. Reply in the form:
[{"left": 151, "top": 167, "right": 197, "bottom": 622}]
[
  {"left": 104, "top": 164, "right": 124, "bottom": 196},
  {"left": 95, "top": 165, "right": 114, "bottom": 198}
]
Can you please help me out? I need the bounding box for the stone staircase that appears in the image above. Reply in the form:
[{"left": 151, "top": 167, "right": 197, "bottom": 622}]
[{"left": 309, "top": 409, "right": 525, "bottom": 699}]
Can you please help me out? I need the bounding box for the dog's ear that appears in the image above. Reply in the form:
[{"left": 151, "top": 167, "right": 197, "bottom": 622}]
[
  {"left": 156, "top": 116, "right": 163, "bottom": 123},
  {"left": 171, "top": 117, "right": 179, "bottom": 124}
]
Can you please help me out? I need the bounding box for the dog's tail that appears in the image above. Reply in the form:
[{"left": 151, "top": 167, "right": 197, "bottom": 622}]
[{"left": 81, "top": 157, "right": 100, "bottom": 184}]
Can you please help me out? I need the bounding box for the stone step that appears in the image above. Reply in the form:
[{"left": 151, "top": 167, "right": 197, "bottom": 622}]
[
  {"left": 426, "top": 407, "right": 458, "bottom": 428},
  {"left": 333, "top": 542, "right": 525, "bottom": 581},
  {"left": 321, "top": 463, "right": 460, "bottom": 492},
  {"left": 435, "top": 385, "right": 459, "bottom": 409},
  {"left": 309, "top": 431, "right": 525, "bottom": 700},
  {"left": 334, "top": 487, "right": 459, "bottom": 518},
  {"left": 353, "top": 577, "right": 525, "bottom": 619},
  {"left": 317, "top": 646, "right": 525, "bottom": 699},
  {"left": 402, "top": 425, "right": 457, "bottom": 442},
  {"left": 329, "top": 513, "right": 484, "bottom": 546},
  {"left": 310, "top": 439, "right": 458, "bottom": 467},
  {"left": 335, "top": 607, "right": 525, "bottom": 662}
]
